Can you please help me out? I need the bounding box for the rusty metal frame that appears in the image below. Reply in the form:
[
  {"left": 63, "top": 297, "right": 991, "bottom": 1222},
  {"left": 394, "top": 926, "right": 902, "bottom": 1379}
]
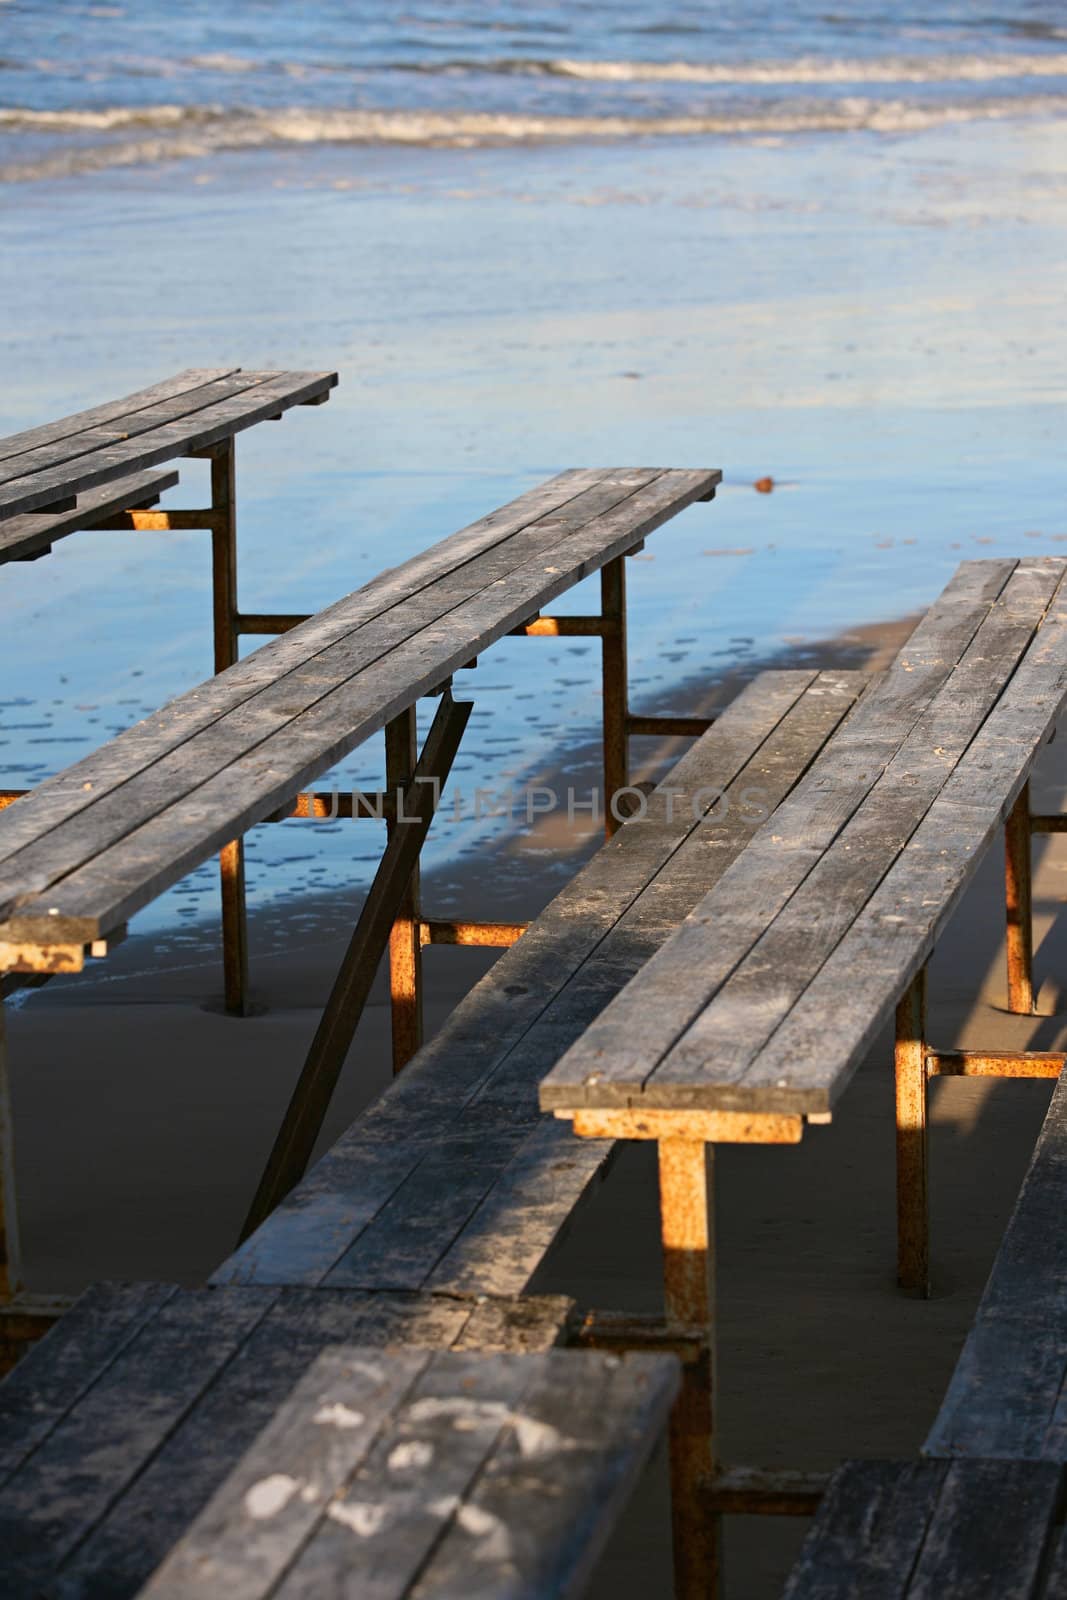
[{"left": 239, "top": 690, "right": 472, "bottom": 1239}]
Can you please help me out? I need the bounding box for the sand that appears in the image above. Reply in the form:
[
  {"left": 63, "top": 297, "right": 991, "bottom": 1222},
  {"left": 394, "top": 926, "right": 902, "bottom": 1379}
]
[{"left": 6, "top": 610, "right": 1067, "bottom": 1595}]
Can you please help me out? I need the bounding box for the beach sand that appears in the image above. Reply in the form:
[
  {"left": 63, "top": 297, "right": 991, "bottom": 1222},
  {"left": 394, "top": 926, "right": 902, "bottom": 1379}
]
[{"left": 7, "top": 609, "right": 1067, "bottom": 1595}]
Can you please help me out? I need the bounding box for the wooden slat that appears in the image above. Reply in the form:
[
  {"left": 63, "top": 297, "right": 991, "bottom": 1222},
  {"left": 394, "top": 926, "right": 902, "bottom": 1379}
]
[
  {"left": 0, "top": 470, "right": 717, "bottom": 945},
  {"left": 649, "top": 558, "right": 1064, "bottom": 1096},
  {"left": 0, "top": 1281, "right": 178, "bottom": 1485},
  {"left": 783, "top": 1458, "right": 1064, "bottom": 1599},
  {"left": 0, "top": 468, "right": 611, "bottom": 870},
  {"left": 214, "top": 671, "right": 859, "bottom": 1293},
  {"left": 0, "top": 369, "right": 236, "bottom": 470},
  {"left": 924, "top": 1070, "right": 1067, "bottom": 1461},
  {"left": 137, "top": 1349, "right": 679, "bottom": 1600},
  {"left": 0, "top": 370, "right": 337, "bottom": 520},
  {"left": 0, "top": 1286, "right": 277, "bottom": 1587},
  {"left": 741, "top": 565, "right": 1067, "bottom": 1112},
  {"left": 0, "top": 1285, "right": 574, "bottom": 1598},
  {"left": 0, "top": 468, "right": 180, "bottom": 564},
  {"left": 539, "top": 558, "right": 1054, "bottom": 1112},
  {"left": 0, "top": 372, "right": 271, "bottom": 491}
]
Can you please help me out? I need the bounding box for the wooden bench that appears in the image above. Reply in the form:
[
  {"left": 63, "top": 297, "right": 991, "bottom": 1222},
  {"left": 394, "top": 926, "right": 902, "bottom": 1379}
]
[
  {"left": 0, "top": 1280, "right": 581, "bottom": 1598},
  {"left": 0, "top": 467, "right": 718, "bottom": 1312},
  {"left": 135, "top": 1344, "right": 678, "bottom": 1600},
  {"left": 923, "top": 1067, "right": 1067, "bottom": 1463},
  {"left": 0, "top": 367, "right": 338, "bottom": 1015},
  {"left": 538, "top": 558, "right": 1067, "bottom": 1593},
  {"left": 782, "top": 1456, "right": 1067, "bottom": 1598}
]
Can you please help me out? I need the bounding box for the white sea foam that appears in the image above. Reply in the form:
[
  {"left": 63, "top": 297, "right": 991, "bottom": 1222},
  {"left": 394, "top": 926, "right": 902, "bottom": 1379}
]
[{"left": 2, "top": 92, "right": 1066, "bottom": 183}]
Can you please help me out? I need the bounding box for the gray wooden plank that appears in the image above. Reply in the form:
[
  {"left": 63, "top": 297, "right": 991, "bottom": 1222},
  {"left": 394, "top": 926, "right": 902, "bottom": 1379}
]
[
  {"left": 905, "top": 1459, "right": 1063, "bottom": 1599},
  {"left": 0, "top": 468, "right": 663, "bottom": 936},
  {"left": 450, "top": 1293, "right": 575, "bottom": 1353},
  {"left": 0, "top": 370, "right": 235, "bottom": 471},
  {"left": 0, "top": 1286, "right": 277, "bottom": 1591},
  {"left": 0, "top": 469, "right": 180, "bottom": 565},
  {"left": 538, "top": 558, "right": 1035, "bottom": 1111},
  {"left": 648, "top": 559, "right": 1063, "bottom": 1096},
  {"left": 924, "top": 1071, "right": 1067, "bottom": 1461},
  {"left": 738, "top": 566, "right": 1067, "bottom": 1113},
  {"left": 0, "top": 468, "right": 612, "bottom": 870},
  {"left": 0, "top": 372, "right": 276, "bottom": 491},
  {"left": 213, "top": 670, "right": 847, "bottom": 1290},
  {"left": 135, "top": 1344, "right": 437, "bottom": 1600},
  {"left": 53, "top": 1288, "right": 482, "bottom": 1599},
  {"left": 0, "top": 469, "right": 717, "bottom": 945},
  {"left": 783, "top": 1459, "right": 1064, "bottom": 1600},
  {"left": 0, "top": 1281, "right": 178, "bottom": 1485},
  {"left": 0, "top": 370, "right": 337, "bottom": 520},
  {"left": 401, "top": 1351, "right": 679, "bottom": 1600},
  {"left": 782, "top": 1459, "right": 946, "bottom": 1600},
  {"left": 137, "top": 1350, "right": 677, "bottom": 1600}
]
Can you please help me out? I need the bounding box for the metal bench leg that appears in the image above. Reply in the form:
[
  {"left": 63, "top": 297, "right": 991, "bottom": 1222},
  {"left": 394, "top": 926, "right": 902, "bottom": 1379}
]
[
  {"left": 660, "top": 1137, "right": 719, "bottom": 1600},
  {"left": 386, "top": 706, "right": 424, "bottom": 1075},
  {"left": 209, "top": 440, "right": 251, "bottom": 1017},
  {"left": 239, "top": 693, "right": 472, "bottom": 1238},
  {"left": 895, "top": 965, "right": 929, "bottom": 1296},
  {"left": 601, "top": 556, "right": 629, "bottom": 839},
  {"left": 0, "top": 1003, "right": 21, "bottom": 1307},
  {"left": 1005, "top": 782, "right": 1034, "bottom": 1015}
]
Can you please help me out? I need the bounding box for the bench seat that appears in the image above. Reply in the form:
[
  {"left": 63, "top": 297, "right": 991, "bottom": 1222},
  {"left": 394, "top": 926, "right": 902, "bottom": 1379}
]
[
  {"left": 0, "top": 468, "right": 180, "bottom": 565},
  {"left": 136, "top": 1345, "right": 678, "bottom": 1600},
  {"left": 782, "top": 1456, "right": 1067, "bottom": 1599},
  {"left": 0, "top": 1281, "right": 575, "bottom": 1598},
  {"left": 924, "top": 1068, "right": 1067, "bottom": 1462},
  {"left": 213, "top": 667, "right": 863, "bottom": 1297}
]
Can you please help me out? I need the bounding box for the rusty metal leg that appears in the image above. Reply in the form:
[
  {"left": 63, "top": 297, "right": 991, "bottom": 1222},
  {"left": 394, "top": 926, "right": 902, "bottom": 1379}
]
[
  {"left": 209, "top": 441, "right": 250, "bottom": 1016},
  {"left": 601, "top": 556, "right": 629, "bottom": 840},
  {"left": 659, "top": 1137, "right": 718, "bottom": 1600},
  {"left": 895, "top": 966, "right": 929, "bottom": 1297},
  {"left": 386, "top": 706, "right": 423, "bottom": 1074},
  {"left": 1005, "top": 782, "right": 1034, "bottom": 1015},
  {"left": 240, "top": 693, "right": 471, "bottom": 1239},
  {"left": 0, "top": 1003, "right": 22, "bottom": 1306}
]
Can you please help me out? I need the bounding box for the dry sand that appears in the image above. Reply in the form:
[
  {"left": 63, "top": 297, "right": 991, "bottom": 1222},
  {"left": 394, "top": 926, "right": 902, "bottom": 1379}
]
[{"left": 5, "top": 613, "right": 1067, "bottom": 1596}]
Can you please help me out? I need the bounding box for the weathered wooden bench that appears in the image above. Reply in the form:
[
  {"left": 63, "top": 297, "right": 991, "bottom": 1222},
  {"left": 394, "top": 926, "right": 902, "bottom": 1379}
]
[
  {"left": 0, "top": 467, "right": 718, "bottom": 1313},
  {"left": 203, "top": 666, "right": 862, "bottom": 1597},
  {"left": 0, "top": 367, "right": 338, "bottom": 1015},
  {"left": 923, "top": 1067, "right": 1067, "bottom": 1463},
  {"left": 136, "top": 1344, "right": 678, "bottom": 1600},
  {"left": 781, "top": 1456, "right": 1067, "bottom": 1598},
  {"left": 0, "top": 1280, "right": 581, "bottom": 1597},
  {"left": 538, "top": 557, "right": 1067, "bottom": 1593}
]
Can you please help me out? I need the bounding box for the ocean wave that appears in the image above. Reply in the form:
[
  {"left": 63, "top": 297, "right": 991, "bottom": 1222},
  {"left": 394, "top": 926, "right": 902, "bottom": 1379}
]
[
  {"left": 2, "top": 94, "right": 1066, "bottom": 182},
  {"left": 413, "top": 51, "right": 1067, "bottom": 85}
]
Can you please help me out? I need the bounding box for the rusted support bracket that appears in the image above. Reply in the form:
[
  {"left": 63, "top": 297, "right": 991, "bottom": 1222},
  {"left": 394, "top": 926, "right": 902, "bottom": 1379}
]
[
  {"left": 235, "top": 612, "right": 311, "bottom": 636},
  {"left": 267, "top": 791, "right": 396, "bottom": 823},
  {"left": 239, "top": 690, "right": 472, "bottom": 1241},
  {"left": 704, "top": 1466, "right": 828, "bottom": 1518},
  {"left": 895, "top": 965, "right": 929, "bottom": 1297},
  {"left": 1031, "top": 814, "right": 1067, "bottom": 832},
  {"left": 510, "top": 615, "right": 608, "bottom": 637},
  {"left": 1005, "top": 782, "right": 1034, "bottom": 1015},
  {"left": 93, "top": 507, "right": 224, "bottom": 532},
  {"left": 419, "top": 919, "right": 527, "bottom": 949},
  {"left": 573, "top": 1308, "right": 707, "bottom": 1364},
  {"left": 626, "top": 714, "right": 715, "bottom": 738},
  {"left": 0, "top": 791, "right": 27, "bottom": 810},
  {"left": 927, "top": 1049, "right": 1065, "bottom": 1079}
]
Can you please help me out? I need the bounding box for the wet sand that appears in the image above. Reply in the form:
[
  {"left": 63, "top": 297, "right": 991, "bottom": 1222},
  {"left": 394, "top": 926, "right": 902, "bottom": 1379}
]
[{"left": 7, "top": 610, "right": 1067, "bottom": 1593}]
